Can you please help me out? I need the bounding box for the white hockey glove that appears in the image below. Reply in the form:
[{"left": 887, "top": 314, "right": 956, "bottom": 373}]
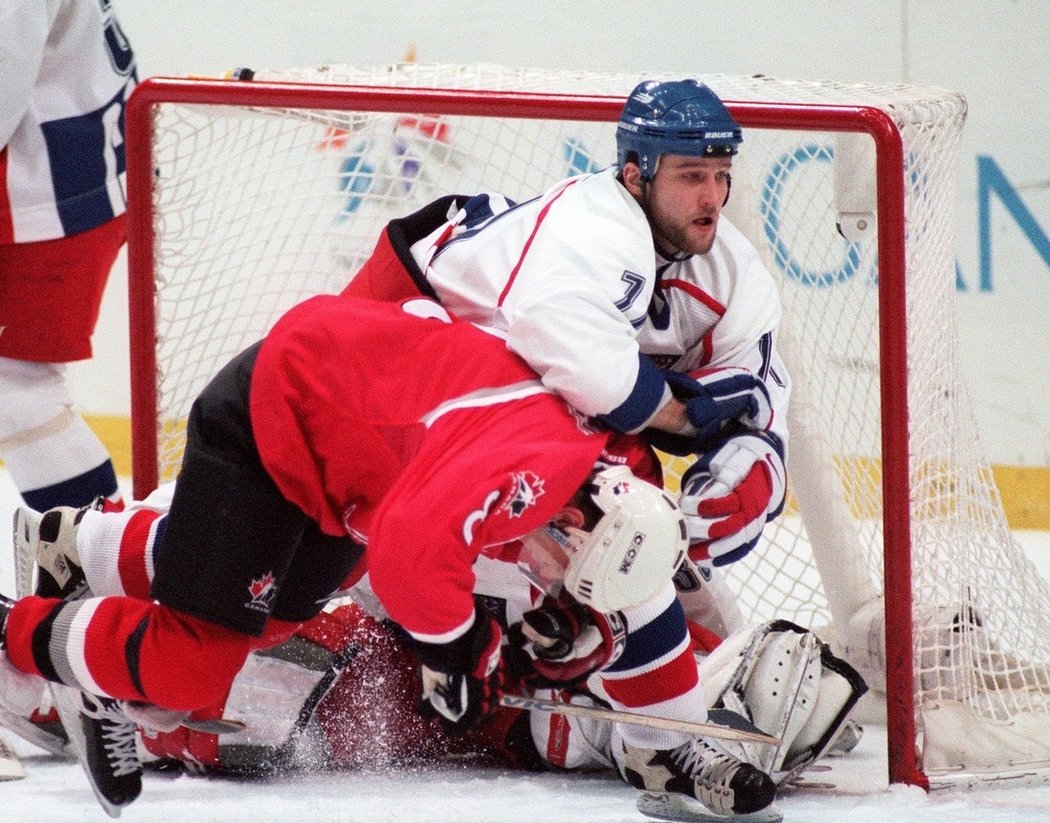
[
  {"left": 648, "top": 368, "right": 773, "bottom": 456},
  {"left": 505, "top": 595, "right": 626, "bottom": 687},
  {"left": 679, "top": 432, "right": 786, "bottom": 567}
]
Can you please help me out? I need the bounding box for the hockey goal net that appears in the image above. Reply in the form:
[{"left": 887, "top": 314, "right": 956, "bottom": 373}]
[{"left": 125, "top": 63, "right": 1050, "bottom": 789}]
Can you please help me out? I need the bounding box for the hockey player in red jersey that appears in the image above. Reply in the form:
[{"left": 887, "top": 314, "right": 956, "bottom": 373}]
[
  {"left": 0, "top": 295, "right": 670, "bottom": 715},
  {"left": 344, "top": 78, "right": 790, "bottom": 574},
  {"left": 0, "top": 296, "right": 782, "bottom": 818}
]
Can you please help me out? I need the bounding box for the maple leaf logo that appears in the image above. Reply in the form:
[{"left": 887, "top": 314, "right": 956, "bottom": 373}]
[
  {"left": 500, "top": 471, "right": 546, "bottom": 518},
  {"left": 246, "top": 571, "right": 278, "bottom": 613},
  {"left": 249, "top": 573, "right": 274, "bottom": 599}
]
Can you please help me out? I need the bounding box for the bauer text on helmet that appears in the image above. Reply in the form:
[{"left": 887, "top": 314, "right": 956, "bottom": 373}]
[
  {"left": 616, "top": 79, "right": 743, "bottom": 181},
  {"left": 519, "top": 466, "right": 687, "bottom": 613}
]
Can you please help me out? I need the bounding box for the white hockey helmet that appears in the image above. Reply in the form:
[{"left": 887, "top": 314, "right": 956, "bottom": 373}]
[{"left": 519, "top": 466, "right": 687, "bottom": 613}]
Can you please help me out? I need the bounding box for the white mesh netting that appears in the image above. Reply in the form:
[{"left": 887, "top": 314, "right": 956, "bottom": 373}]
[{"left": 133, "top": 63, "right": 1050, "bottom": 785}]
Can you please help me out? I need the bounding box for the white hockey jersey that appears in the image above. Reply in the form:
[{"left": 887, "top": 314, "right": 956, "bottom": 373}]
[
  {"left": 0, "top": 0, "right": 137, "bottom": 243},
  {"left": 410, "top": 167, "right": 790, "bottom": 445}
]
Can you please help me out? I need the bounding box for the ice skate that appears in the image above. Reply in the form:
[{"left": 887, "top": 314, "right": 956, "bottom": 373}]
[
  {"left": 13, "top": 503, "right": 95, "bottom": 599},
  {"left": 621, "top": 736, "right": 780, "bottom": 823},
  {"left": 53, "top": 686, "right": 142, "bottom": 818}
]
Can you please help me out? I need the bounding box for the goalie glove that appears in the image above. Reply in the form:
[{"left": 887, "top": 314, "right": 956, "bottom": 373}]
[
  {"left": 647, "top": 368, "right": 773, "bottom": 456},
  {"left": 505, "top": 595, "right": 627, "bottom": 688},
  {"left": 680, "top": 432, "right": 786, "bottom": 567},
  {"left": 414, "top": 607, "right": 506, "bottom": 736}
]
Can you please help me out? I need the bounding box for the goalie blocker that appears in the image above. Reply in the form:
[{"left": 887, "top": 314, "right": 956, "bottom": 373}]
[{"left": 138, "top": 604, "right": 866, "bottom": 787}]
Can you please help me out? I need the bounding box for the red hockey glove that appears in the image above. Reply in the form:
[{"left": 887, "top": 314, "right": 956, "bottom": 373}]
[
  {"left": 414, "top": 609, "right": 505, "bottom": 736},
  {"left": 506, "top": 595, "right": 627, "bottom": 687},
  {"left": 680, "top": 432, "right": 786, "bottom": 567}
]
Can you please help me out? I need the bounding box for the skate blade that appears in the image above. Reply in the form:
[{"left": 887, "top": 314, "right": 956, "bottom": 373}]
[{"left": 637, "top": 791, "right": 783, "bottom": 823}]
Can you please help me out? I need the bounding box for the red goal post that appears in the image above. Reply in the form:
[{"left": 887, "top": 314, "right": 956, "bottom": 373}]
[{"left": 124, "top": 65, "right": 1049, "bottom": 790}]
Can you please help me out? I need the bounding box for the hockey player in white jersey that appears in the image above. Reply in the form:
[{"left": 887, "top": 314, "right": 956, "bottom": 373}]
[
  {"left": 344, "top": 78, "right": 790, "bottom": 573},
  {"left": 0, "top": 0, "right": 135, "bottom": 514}
]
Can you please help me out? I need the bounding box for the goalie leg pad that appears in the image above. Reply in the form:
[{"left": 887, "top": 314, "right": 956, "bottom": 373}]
[
  {"left": 740, "top": 622, "right": 824, "bottom": 776},
  {"left": 698, "top": 620, "right": 867, "bottom": 783},
  {"left": 777, "top": 643, "right": 867, "bottom": 781},
  {"left": 139, "top": 610, "right": 360, "bottom": 774},
  {"left": 699, "top": 620, "right": 821, "bottom": 775}
]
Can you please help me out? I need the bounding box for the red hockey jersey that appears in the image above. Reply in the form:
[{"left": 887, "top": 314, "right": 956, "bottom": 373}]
[{"left": 249, "top": 296, "right": 613, "bottom": 641}]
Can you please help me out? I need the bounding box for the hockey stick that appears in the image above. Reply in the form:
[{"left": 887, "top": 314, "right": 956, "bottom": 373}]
[{"left": 499, "top": 695, "right": 782, "bottom": 745}]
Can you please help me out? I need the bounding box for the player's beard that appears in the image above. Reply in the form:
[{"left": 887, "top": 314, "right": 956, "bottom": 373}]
[
  {"left": 643, "top": 193, "right": 719, "bottom": 257},
  {"left": 654, "top": 217, "right": 717, "bottom": 256}
]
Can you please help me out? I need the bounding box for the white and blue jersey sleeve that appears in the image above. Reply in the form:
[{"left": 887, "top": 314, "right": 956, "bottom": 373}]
[
  {"left": 412, "top": 169, "right": 789, "bottom": 441},
  {"left": 0, "top": 0, "right": 137, "bottom": 242}
]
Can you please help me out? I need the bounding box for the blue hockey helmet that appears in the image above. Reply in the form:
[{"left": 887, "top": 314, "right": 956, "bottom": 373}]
[{"left": 616, "top": 79, "right": 743, "bottom": 180}]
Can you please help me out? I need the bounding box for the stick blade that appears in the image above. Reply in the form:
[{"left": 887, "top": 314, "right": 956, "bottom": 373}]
[
  {"left": 707, "top": 708, "right": 774, "bottom": 738},
  {"left": 181, "top": 717, "right": 247, "bottom": 734}
]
